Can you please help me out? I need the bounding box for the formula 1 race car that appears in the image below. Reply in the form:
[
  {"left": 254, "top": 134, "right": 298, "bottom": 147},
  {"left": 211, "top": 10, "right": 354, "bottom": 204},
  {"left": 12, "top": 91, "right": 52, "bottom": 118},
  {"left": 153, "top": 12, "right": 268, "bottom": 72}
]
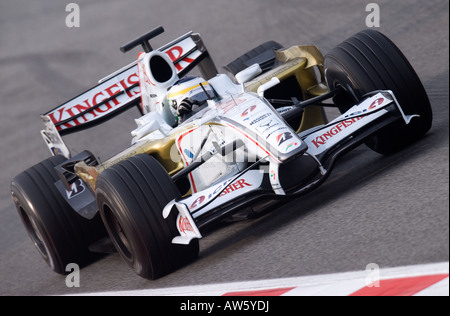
[{"left": 11, "top": 27, "right": 432, "bottom": 280}]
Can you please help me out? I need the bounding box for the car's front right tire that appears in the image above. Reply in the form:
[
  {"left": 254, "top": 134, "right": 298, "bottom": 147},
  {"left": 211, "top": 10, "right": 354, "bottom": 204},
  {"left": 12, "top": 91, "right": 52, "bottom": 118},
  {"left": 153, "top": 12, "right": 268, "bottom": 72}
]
[{"left": 324, "top": 29, "right": 432, "bottom": 155}]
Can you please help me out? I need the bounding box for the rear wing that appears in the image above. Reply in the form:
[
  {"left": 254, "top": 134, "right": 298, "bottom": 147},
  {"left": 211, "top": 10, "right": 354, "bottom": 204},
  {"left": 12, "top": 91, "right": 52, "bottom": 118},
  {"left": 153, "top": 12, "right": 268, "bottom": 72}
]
[{"left": 42, "top": 27, "right": 218, "bottom": 157}]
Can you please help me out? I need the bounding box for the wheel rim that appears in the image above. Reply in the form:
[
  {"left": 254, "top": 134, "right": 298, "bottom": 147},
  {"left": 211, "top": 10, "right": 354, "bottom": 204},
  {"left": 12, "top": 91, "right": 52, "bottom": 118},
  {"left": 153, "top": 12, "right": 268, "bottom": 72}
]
[
  {"left": 18, "top": 206, "right": 56, "bottom": 269},
  {"left": 102, "top": 204, "right": 134, "bottom": 263},
  {"left": 19, "top": 206, "right": 47, "bottom": 256}
]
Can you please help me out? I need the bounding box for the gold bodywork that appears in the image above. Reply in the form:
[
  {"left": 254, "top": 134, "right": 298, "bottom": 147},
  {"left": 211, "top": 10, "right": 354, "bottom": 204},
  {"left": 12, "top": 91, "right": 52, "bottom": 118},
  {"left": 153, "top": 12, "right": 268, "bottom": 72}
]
[
  {"left": 75, "top": 45, "right": 330, "bottom": 191},
  {"left": 246, "top": 45, "right": 329, "bottom": 132}
]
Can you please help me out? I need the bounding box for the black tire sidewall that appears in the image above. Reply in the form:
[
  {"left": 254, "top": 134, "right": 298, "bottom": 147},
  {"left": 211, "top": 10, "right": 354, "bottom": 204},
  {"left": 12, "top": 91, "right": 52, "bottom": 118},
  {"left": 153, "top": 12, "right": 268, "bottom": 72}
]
[
  {"left": 11, "top": 180, "right": 60, "bottom": 271},
  {"left": 324, "top": 29, "right": 432, "bottom": 154},
  {"left": 96, "top": 180, "right": 158, "bottom": 278},
  {"left": 11, "top": 155, "right": 105, "bottom": 274},
  {"left": 96, "top": 154, "right": 199, "bottom": 280}
]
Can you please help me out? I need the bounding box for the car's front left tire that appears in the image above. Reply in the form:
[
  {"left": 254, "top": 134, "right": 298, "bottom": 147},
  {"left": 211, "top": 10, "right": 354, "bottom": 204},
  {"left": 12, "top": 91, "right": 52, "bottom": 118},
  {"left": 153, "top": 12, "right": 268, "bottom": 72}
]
[{"left": 95, "top": 154, "right": 199, "bottom": 280}]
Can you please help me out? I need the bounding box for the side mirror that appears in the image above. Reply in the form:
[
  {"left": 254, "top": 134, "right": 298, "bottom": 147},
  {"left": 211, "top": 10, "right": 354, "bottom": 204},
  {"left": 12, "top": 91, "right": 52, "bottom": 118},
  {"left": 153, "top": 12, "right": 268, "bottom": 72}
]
[
  {"left": 257, "top": 77, "right": 280, "bottom": 97},
  {"left": 235, "top": 63, "right": 262, "bottom": 84}
]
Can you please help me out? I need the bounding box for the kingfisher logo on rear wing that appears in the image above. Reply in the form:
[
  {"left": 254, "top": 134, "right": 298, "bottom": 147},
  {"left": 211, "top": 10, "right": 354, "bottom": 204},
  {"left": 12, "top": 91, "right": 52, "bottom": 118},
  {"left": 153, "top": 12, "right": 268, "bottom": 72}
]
[
  {"left": 43, "top": 32, "right": 211, "bottom": 136},
  {"left": 45, "top": 66, "right": 141, "bottom": 135}
]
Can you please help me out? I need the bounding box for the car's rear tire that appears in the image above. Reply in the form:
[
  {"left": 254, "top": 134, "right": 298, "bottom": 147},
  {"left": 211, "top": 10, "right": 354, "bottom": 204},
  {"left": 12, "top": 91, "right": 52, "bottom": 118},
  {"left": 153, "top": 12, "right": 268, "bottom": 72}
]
[
  {"left": 324, "top": 29, "right": 432, "bottom": 155},
  {"left": 224, "top": 41, "right": 283, "bottom": 76},
  {"left": 95, "top": 154, "right": 199, "bottom": 280},
  {"left": 10, "top": 155, "right": 106, "bottom": 274}
]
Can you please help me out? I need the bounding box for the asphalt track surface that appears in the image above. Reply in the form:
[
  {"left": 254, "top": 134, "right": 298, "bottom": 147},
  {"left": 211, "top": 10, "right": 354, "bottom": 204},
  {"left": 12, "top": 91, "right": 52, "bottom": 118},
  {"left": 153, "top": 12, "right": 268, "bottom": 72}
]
[{"left": 0, "top": 0, "right": 448, "bottom": 296}]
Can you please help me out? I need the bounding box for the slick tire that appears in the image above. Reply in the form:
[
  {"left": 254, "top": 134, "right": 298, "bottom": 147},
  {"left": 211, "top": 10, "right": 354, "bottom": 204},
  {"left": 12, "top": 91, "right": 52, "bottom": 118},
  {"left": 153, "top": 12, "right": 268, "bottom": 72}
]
[
  {"left": 324, "top": 29, "right": 432, "bottom": 155},
  {"left": 10, "top": 155, "right": 106, "bottom": 274},
  {"left": 225, "top": 41, "right": 283, "bottom": 76},
  {"left": 95, "top": 154, "right": 199, "bottom": 280}
]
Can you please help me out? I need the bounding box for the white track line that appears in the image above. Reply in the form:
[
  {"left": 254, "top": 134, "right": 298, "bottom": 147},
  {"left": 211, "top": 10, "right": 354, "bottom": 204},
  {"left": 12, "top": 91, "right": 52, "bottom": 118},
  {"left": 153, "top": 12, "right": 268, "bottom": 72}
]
[{"left": 70, "top": 261, "right": 449, "bottom": 296}]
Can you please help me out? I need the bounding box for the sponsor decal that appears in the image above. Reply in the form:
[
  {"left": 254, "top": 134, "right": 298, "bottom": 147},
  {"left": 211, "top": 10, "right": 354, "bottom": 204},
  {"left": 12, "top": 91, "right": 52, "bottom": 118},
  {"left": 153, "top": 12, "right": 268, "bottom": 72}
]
[
  {"left": 369, "top": 97, "right": 384, "bottom": 109},
  {"left": 190, "top": 195, "right": 206, "bottom": 209},
  {"left": 277, "top": 106, "right": 294, "bottom": 115},
  {"left": 276, "top": 132, "right": 293, "bottom": 146},
  {"left": 165, "top": 46, "right": 196, "bottom": 72},
  {"left": 48, "top": 71, "right": 140, "bottom": 131},
  {"left": 217, "top": 98, "right": 246, "bottom": 114},
  {"left": 189, "top": 179, "right": 253, "bottom": 210},
  {"left": 177, "top": 127, "right": 200, "bottom": 193},
  {"left": 249, "top": 113, "right": 272, "bottom": 125},
  {"left": 259, "top": 120, "right": 273, "bottom": 128},
  {"left": 66, "top": 179, "right": 85, "bottom": 199},
  {"left": 241, "top": 105, "right": 257, "bottom": 117},
  {"left": 218, "top": 179, "right": 252, "bottom": 197},
  {"left": 312, "top": 117, "right": 364, "bottom": 148},
  {"left": 266, "top": 126, "right": 287, "bottom": 138},
  {"left": 343, "top": 97, "right": 385, "bottom": 119},
  {"left": 270, "top": 170, "right": 276, "bottom": 181},
  {"left": 162, "top": 36, "right": 202, "bottom": 73},
  {"left": 285, "top": 142, "right": 298, "bottom": 151},
  {"left": 178, "top": 215, "right": 195, "bottom": 234},
  {"left": 257, "top": 120, "right": 280, "bottom": 135},
  {"left": 48, "top": 36, "right": 203, "bottom": 132},
  {"left": 184, "top": 149, "right": 194, "bottom": 160},
  {"left": 50, "top": 147, "right": 63, "bottom": 156}
]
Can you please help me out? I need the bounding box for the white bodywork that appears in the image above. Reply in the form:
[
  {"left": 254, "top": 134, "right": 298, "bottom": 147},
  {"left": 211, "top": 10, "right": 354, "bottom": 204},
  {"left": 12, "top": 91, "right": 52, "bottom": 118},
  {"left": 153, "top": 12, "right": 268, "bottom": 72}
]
[
  {"left": 39, "top": 30, "right": 414, "bottom": 246},
  {"left": 131, "top": 51, "right": 407, "bottom": 245}
]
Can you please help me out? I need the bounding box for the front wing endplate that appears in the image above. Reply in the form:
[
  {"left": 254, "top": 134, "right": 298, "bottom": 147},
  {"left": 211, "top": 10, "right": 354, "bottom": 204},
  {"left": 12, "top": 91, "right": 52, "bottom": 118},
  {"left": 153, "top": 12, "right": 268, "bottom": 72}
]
[{"left": 163, "top": 201, "right": 202, "bottom": 245}]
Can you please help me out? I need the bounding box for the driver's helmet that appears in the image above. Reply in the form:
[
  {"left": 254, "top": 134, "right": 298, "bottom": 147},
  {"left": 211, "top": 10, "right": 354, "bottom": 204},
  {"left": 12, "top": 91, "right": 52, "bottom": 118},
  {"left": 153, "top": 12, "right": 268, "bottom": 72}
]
[{"left": 166, "top": 76, "right": 214, "bottom": 115}]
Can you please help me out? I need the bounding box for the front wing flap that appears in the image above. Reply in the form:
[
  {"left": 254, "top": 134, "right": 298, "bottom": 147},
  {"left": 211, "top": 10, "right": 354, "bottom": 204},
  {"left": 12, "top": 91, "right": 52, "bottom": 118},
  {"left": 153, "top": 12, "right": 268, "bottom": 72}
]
[{"left": 302, "top": 90, "right": 417, "bottom": 156}]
